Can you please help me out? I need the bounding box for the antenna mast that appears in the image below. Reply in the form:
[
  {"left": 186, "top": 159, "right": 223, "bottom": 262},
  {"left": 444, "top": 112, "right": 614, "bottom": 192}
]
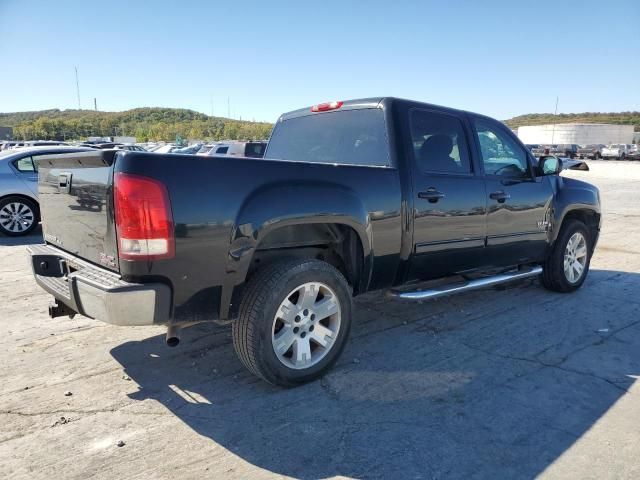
[{"left": 75, "top": 66, "right": 81, "bottom": 110}]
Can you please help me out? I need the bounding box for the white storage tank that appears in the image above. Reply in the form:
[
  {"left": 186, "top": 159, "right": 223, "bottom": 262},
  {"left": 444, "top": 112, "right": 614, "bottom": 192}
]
[{"left": 517, "top": 123, "right": 634, "bottom": 145}]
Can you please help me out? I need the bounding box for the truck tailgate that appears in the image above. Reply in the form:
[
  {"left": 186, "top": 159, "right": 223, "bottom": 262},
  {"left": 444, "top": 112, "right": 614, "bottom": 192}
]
[{"left": 37, "top": 150, "right": 119, "bottom": 272}]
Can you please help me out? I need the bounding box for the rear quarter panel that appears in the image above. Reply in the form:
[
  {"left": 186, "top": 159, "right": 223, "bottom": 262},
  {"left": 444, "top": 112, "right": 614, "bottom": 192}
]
[{"left": 115, "top": 152, "right": 403, "bottom": 321}]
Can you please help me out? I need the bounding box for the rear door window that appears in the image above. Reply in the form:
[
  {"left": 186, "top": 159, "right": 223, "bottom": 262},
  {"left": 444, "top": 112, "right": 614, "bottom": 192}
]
[
  {"left": 265, "top": 108, "right": 390, "bottom": 166},
  {"left": 409, "top": 109, "right": 472, "bottom": 174},
  {"left": 215, "top": 146, "right": 229, "bottom": 154}
]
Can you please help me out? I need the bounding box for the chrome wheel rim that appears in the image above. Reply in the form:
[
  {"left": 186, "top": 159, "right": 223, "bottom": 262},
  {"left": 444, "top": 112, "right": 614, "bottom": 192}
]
[
  {"left": 564, "top": 232, "right": 588, "bottom": 284},
  {"left": 0, "top": 202, "right": 35, "bottom": 233},
  {"left": 271, "top": 282, "right": 342, "bottom": 370}
]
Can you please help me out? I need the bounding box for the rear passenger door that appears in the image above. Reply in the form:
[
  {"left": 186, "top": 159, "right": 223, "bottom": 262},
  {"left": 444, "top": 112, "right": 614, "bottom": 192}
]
[
  {"left": 12, "top": 155, "right": 38, "bottom": 195},
  {"left": 407, "top": 109, "right": 487, "bottom": 281},
  {"left": 470, "top": 116, "right": 553, "bottom": 266}
]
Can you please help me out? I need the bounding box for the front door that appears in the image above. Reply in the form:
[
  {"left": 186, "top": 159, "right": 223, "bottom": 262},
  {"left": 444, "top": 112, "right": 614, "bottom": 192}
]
[
  {"left": 470, "top": 116, "right": 554, "bottom": 267},
  {"left": 407, "top": 108, "right": 487, "bottom": 281}
]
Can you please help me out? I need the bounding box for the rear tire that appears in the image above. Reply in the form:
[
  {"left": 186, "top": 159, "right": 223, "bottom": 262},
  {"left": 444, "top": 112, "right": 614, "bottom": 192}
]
[
  {"left": 542, "top": 219, "right": 591, "bottom": 293},
  {"left": 0, "top": 196, "right": 39, "bottom": 236},
  {"left": 232, "top": 259, "right": 353, "bottom": 387}
]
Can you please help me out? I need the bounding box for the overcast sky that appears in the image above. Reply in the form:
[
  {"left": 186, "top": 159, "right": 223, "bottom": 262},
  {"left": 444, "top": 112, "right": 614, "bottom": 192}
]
[{"left": 1, "top": 0, "right": 638, "bottom": 122}]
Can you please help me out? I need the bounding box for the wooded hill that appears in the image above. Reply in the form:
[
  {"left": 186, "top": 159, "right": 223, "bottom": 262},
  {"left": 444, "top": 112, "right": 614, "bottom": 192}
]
[
  {"left": 504, "top": 112, "right": 640, "bottom": 131},
  {"left": 0, "top": 107, "right": 273, "bottom": 142}
]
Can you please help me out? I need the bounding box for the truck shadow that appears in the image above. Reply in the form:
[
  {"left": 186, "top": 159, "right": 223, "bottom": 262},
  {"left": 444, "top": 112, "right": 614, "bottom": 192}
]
[
  {"left": 0, "top": 226, "right": 42, "bottom": 246},
  {"left": 110, "top": 269, "right": 639, "bottom": 479}
]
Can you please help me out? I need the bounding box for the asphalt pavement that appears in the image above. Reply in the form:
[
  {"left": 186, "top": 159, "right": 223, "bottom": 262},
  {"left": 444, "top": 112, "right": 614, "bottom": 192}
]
[{"left": 1, "top": 164, "right": 639, "bottom": 479}]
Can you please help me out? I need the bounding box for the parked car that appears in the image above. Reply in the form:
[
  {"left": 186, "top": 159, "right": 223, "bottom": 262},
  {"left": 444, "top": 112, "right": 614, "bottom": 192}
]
[
  {"left": 577, "top": 144, "right": 605, "bottom": 159},
  {"left": 0, "top": 146, "right": 93, "bottom": 236},
  {"left": 196, "top": 144, "right": 217, "bottom": 155},
  {"left": 115, "top": 144, "right": 147, "bottom": 152},
  {"left": 203, "top": 141, "right": 268, "bottom": 158},
  {"left": 28, "top": 97, "right": 600, "bottom": 386},
  {"left": 524, "top": 144, "right": 540, "bottom": 153},
  {"left": 16, "top": 141, "right": 70, "bottom": 149},
  {"left": 0, "top": 141, "right": 21, "bottom": 151},
  {"left": 171, "top": 143, "right": 203, "bottom": 155},
  {"left": 627, "top": 144, "right": 640, "bottom": 160},
  {"left": 150, "top": 144, "right": 180, "bottom": 154},
  {"left": 531, "top": 145, "right": 555, "bottom": 157},
  {"left": 601, "top": 144, "right": 629, "bottom": 160},
  {"left": 549, "top": 144, "right": 579, "bottom": 158}
]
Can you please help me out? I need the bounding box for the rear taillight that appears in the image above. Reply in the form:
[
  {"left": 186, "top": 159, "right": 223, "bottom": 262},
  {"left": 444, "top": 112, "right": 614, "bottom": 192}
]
[
  {"left": 114, "top": 172, "right": 175, "bottom": 260},
  {"left": 311, "top": 101, "right": 343, "bottom": 112}
]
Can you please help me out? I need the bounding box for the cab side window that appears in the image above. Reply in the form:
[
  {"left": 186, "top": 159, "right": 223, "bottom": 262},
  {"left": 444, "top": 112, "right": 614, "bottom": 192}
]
[
  {"left": 473, "top": 119, "right": 529, "bottom": 177},
  {"left": 410, "top": 110, "right": 472, "bottom": 174},
  {"left": 14, "top": 156, "right": 35, "bottom": 172}
]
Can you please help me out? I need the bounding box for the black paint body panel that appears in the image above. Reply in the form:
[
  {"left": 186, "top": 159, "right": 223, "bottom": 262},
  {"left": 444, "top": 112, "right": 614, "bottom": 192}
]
[{"left": 35, "top": 98, "right": 601, "bottom": 323}]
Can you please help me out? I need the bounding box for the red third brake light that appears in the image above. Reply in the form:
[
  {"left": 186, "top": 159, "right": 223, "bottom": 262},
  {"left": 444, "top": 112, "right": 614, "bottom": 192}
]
[
  {"left": 311, "top": 101, "right": 343, "bottom": 112},
  {"left": 114, "top": 172, "right": 175, "bottom": 260}
]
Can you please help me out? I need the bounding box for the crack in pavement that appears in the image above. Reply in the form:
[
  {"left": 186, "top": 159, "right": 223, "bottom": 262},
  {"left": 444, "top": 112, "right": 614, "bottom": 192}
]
[{"left": 459, "top": 318, "right": 640, "bottom": 395}]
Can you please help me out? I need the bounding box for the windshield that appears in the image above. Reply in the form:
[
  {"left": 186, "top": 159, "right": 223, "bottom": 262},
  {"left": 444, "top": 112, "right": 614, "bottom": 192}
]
[{"left": 609, "top": 144, "right": 623, "bottom": 148}]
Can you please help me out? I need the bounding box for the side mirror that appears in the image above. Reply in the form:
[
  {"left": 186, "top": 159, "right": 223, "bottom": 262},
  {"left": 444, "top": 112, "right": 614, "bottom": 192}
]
[{"left": 538, "top": 155, "right": 562, "bottom": 175}]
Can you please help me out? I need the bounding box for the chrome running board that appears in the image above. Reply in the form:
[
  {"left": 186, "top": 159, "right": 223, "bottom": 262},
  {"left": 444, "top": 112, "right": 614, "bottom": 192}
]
[{"left": 388, "top": 266, "right": 543, "bottom": 301}]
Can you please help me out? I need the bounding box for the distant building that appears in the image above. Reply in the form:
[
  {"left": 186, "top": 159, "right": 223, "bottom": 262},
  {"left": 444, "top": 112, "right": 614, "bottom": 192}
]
[
  {"left": 517, "top": 123, "right": 634, "bottom": 145},
  {"left": 0, "top": 126, "right": 13, "bottom": 140}
]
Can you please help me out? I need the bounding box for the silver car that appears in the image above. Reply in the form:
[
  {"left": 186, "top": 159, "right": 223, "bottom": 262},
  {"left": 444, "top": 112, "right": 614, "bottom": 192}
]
[{"left": 0, "top": 146, "right": 93, "bottom": 236}]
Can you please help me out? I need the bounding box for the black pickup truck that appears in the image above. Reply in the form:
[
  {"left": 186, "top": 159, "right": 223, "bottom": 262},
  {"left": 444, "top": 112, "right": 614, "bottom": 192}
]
[{"left": 29, "top": 98, "right": 601, "bottom": 386}]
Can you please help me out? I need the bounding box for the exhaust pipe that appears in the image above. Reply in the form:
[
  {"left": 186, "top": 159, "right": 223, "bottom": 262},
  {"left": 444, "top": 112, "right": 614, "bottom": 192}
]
[{"left": 166, "top": 325, "right": 181, "bottom": 347}]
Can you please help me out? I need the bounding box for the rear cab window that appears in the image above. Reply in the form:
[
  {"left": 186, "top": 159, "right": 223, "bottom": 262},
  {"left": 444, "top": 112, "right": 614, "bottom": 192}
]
[{"left": 265, "top": 108, "right": 390, "bottom": 167}]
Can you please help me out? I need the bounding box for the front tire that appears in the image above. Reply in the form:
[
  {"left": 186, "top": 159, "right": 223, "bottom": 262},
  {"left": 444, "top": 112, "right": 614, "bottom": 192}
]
[
  {"left": 232, "top": 259, "right": 353, "bottom": 386},
  {"left": 0, "top": 196, "right": 39, "bottom": 236},
  {"left": 542, "top": 219, "right": 591, "bottom": 293}
]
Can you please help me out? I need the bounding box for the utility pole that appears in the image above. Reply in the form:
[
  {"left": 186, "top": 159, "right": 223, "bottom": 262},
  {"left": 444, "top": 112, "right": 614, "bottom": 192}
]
[
  {"left": 551, "top": 96, "right": 559, "bottom": 144},
  {"left": 210, "top": 94, "right": 214, "bottom": 117},
  {"left": 94, "top": 98, "right": 97, "bottom": 111},
  {"left": 75, "top": 66, "right": 81, "bottom": 110},
  {"left": 227, "top": 97, "right": 230, "bottom": 118}
]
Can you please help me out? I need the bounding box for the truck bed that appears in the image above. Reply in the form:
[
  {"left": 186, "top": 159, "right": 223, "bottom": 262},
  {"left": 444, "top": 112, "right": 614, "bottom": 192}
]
[{"left": 36, "top": 150, "right": 403, "bottom": 321}]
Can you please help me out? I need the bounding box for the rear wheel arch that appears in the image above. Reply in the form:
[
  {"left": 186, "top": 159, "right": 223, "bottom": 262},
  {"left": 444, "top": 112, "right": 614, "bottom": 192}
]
[
  {"left": 249, "top": 222, "right": 368, "bottom": 294},
  {"left": 222, "top": 221, "right": 369, "bottom": 322}
]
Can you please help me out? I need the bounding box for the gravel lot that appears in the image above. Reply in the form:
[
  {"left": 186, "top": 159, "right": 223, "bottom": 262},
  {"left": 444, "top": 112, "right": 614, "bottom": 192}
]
[{"left": 1, "top": 162, "right": 639, "bottom": 479}]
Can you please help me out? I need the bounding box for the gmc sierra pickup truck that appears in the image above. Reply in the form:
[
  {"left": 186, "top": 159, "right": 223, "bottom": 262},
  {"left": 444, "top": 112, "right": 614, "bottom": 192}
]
[{"left": 29, "top": 98, "right": 601, "bottom": 386}]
